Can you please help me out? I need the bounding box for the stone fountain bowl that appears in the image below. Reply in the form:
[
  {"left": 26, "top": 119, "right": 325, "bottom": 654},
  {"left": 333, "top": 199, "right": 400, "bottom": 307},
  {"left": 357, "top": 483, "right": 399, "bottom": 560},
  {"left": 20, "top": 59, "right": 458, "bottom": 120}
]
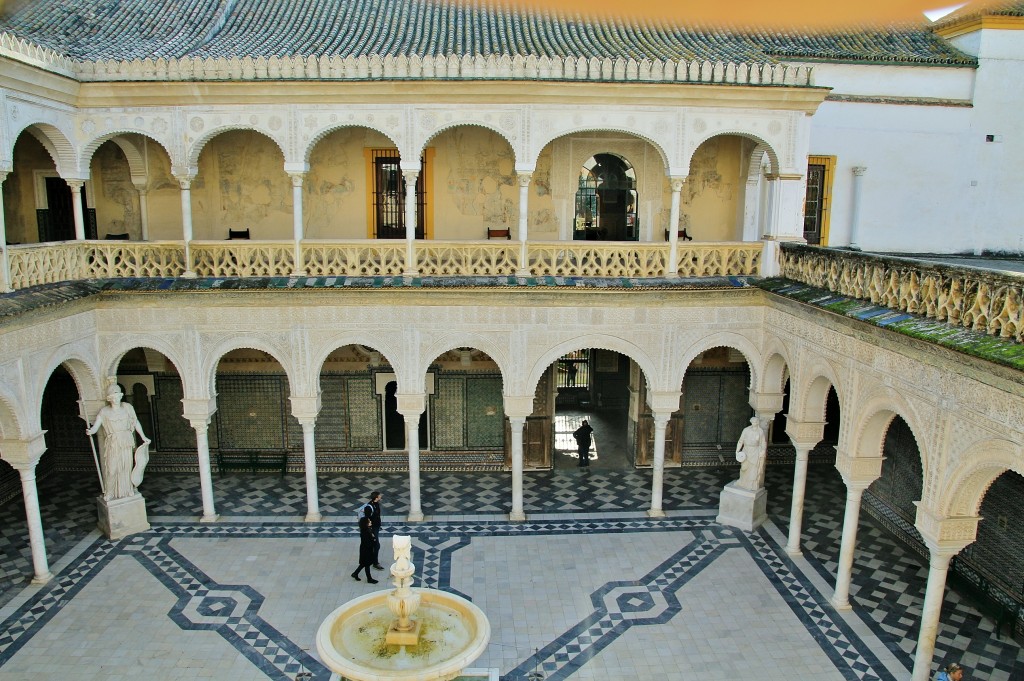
[{"left": 316, "top": 588, "right": 490, "bottom": 681}]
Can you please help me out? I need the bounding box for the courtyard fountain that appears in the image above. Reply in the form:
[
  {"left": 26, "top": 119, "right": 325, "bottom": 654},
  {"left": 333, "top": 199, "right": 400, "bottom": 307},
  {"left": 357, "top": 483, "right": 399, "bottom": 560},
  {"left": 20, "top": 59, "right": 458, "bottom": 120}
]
[{"left": 316, "top": 535, "right": 491, "bottom": 681}]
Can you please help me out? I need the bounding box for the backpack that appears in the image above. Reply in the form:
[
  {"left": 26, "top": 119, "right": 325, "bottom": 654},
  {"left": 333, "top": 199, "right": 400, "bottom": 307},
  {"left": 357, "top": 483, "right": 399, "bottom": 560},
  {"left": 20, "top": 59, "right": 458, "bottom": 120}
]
[{"left": 356, "top": 503, "right": 371, "bottom": 522}]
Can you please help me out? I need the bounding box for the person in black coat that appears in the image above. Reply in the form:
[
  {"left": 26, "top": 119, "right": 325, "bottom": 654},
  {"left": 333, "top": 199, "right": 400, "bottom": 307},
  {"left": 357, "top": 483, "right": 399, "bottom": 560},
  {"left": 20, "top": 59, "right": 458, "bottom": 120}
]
[
  {"left": 573, "top": 420, "right": 594, "bottom": 468},
  {"left": 351, "top": 506, "right": 379, "bottom": 583},
  {"left": 368, "top": 491, "right": 384, "bottom": 570}
]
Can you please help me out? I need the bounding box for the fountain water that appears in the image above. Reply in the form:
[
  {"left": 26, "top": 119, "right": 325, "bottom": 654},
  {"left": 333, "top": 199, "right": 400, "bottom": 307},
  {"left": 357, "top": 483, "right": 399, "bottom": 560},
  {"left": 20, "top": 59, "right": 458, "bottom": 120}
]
[{"left": 316, "top": 535, "right": 490, "bottom": 681}]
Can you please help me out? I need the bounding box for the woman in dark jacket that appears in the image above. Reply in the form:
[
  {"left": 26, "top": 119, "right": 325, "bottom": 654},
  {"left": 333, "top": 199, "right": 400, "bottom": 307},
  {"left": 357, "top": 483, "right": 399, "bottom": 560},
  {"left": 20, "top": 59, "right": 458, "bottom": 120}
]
[{"left": 351, "top": 506, "right": 379, "bottom": 583}]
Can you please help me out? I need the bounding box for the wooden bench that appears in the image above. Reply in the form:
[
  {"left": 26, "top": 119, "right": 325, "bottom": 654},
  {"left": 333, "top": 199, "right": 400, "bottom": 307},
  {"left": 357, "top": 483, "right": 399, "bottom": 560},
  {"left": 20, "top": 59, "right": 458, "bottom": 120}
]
[{"left": 216, "top": 450, "right": 287, "bottom": 476}]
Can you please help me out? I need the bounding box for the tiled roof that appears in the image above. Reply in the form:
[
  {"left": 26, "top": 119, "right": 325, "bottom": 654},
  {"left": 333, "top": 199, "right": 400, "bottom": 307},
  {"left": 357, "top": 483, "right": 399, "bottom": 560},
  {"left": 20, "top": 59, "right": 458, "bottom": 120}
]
[{"left": 0, "top": 0, "right": 975, "bottom": 66}]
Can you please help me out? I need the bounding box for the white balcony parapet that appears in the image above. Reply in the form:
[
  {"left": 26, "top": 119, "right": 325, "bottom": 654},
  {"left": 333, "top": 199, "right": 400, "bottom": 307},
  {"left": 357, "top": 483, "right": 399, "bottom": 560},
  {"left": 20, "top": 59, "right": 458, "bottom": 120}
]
[
  {"left": 780, "top": 244, "right": 1024, "bottom": 344},
  {"left": 3, "top": 239, "right": 763, "bottom": 291}
]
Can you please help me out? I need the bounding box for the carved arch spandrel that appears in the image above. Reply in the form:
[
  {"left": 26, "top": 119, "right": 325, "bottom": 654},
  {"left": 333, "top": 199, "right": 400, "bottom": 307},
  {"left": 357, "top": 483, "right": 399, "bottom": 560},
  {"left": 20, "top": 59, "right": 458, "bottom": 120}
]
[
  {"left": 939, "top": 438, "right": 1024, "bottom": 518},
  {"left": 418, "top": 332, "right": 511, "bottom": 397},
  {"left": 524, "top": 334, "right": 658, "bottom": 400},
  {"left": 200, "top": 334, "right": 302, "bottom": 401}
]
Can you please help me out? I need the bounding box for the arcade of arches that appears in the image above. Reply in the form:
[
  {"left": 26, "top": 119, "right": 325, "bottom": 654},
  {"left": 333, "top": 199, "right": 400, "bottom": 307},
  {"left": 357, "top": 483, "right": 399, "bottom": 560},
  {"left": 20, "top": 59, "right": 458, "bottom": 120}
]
[{"left": 1, "top": 285, "right": 1023, "bottom": 680}]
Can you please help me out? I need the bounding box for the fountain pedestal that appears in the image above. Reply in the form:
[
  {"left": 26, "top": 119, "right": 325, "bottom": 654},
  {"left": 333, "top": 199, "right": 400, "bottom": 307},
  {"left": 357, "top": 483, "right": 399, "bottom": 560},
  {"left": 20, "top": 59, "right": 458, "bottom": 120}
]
[{"left": 316, "top": 534, "right": 491, "bottom": 681}]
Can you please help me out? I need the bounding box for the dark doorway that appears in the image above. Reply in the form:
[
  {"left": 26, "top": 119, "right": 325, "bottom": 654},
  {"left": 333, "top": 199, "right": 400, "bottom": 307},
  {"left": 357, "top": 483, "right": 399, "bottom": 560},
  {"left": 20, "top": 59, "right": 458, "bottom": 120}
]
[
  {"left": 39, "top": 178, "right": 96, "bottom": 242},
  {"left": 574, "top": 154, "right": 638, "bottom": 241},
  {"left": 382, "top": 380, "right": 430, "bottom": 450}
]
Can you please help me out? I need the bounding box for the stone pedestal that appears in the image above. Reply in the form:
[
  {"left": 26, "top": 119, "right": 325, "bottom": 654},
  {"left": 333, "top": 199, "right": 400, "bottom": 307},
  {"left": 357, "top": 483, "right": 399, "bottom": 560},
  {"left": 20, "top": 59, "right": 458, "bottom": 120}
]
[
  {"left": 97, "top": 493, "right": 150, "bottom": 540},
  {"left": 716, "top": 481, "right": 767, "bottom": 532}
]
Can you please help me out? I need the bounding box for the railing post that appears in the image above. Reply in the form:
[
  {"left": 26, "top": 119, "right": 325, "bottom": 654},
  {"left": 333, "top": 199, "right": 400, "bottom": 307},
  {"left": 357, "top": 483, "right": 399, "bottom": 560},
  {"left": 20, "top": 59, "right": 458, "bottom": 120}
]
[
  {"left": 516, "top": 171, "right": 532, "bottom": 277},
  {"left": 403, "top": 170, "right": 419, "bottom": 278},
  {"left": 175, "top": 174, "right": 197, "bottom": 278},
  {"left": 288, "top": 171, "right": 307, "bottom": 275},
  {"left": 849, "top": 166, "right": 867, "bottom": 250},
  {"left": 667, "top": 176, "right": 685, "bottom": 278},
  {"left": 66, "top": 179, "right": 87, "bottom": 241}
]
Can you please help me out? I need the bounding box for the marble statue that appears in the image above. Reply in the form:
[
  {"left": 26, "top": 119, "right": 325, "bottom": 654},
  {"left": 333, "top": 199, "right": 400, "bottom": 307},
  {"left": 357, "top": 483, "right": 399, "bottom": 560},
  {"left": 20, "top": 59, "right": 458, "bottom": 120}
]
[
  {"left": 734, "top": 416, "right": 767, "bottom": 491},
  {"left": 86, "top": 385, "right": 151, "bottom": 501}
]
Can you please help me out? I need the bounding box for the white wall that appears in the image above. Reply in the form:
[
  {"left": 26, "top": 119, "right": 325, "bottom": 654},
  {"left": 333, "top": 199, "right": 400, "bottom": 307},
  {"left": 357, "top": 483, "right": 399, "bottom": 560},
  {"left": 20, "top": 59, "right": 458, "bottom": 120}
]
[{"left": 803, "top": 38, "right": 1024, "bottom": 255}]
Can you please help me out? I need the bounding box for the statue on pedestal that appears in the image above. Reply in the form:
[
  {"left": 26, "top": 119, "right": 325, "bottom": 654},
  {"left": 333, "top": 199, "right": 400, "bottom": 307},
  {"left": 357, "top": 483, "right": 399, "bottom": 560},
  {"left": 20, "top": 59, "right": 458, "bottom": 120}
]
[
  {"left": 734, "top": 416, "right": 767, "bottom": 491},
  {"left": 86, "top": 385, "right": 151, "bottom": 501}
]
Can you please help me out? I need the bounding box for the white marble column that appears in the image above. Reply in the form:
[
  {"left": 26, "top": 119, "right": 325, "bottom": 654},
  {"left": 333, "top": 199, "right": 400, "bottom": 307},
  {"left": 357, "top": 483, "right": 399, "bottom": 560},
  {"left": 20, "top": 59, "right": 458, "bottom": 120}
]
[
  {"left": 188, "top": 419, "right": 218, "bottom": 522},
  {"left": 785, "top": 443, "right": 813, "bottom": 556},
  {"left": 18, "top": 465, "right": 53, "bottom": 584},
  {"left": 648, "top": 412, "right": 670, "bottom": 518},
  {"left": 403, "top": 171, "right": 419, "bottom": 278},
  {"left": 3, "top": 435, "right": 53, "bottom": 584},
  {"left": 289, "top": 172, "right": 306, "bottom": 275},
  {"left": 0, "top": 172, "right": 12, "bottom": 292},
  {"left": 666, "top": 177, "right": 684, "bottom": 278},
  {"left": 848, "top": 166, "right": 867, "bottom": 250},
  {"left": 405, "top": 414, "right": 424, "bottom": 521},
  {"left": 516, "top": 172, "right": 531, "bottom": 276},
  {"left": 136, "top": 186, "right": 150, "bottom": 241},
  {"left": 177, "top": 176, "right": 196, "bottom": 277},
  {"left": 831, "top": 482, "right": 866, "bottom": 610},
  {"left": 67, "top": 180, "right": 86, "bottom": 240},
  {"left": 299, "top": 418, "right": 321, "bottom": 522},
  {"left": 910, "top": 549, "right": 956, "bottom": 681},
  {"left": 509, "top": 416, "right": 526, "bottom": 521}
]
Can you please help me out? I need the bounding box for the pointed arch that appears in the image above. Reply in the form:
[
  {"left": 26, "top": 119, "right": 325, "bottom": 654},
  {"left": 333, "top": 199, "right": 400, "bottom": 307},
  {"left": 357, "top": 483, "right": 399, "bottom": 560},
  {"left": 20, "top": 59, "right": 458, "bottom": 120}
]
[
  {"left": 526, "top": 335, "right": 656, "bottom": 399},
  {"left": 941, "top": 438, "right": 1024, "bottom": 518},
  {"left": 419, "top": 333, "right": 510, "bottom": 395},
  {"left": 672, "top": 331, "right": 762, "bottom": 394}
]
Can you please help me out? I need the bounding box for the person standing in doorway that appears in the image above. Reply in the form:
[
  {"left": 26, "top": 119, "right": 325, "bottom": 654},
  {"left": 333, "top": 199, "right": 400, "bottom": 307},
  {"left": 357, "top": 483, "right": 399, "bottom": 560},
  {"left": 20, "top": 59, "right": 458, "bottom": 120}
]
[
  {"left": 573, "top": 420, "right": 594, "bottom": 469},
  {"left": 368, "top": 491, "right": 384, "bottom": 570},
  {"left": 351, "top": 505, "right": 378, "bottom": 583}
]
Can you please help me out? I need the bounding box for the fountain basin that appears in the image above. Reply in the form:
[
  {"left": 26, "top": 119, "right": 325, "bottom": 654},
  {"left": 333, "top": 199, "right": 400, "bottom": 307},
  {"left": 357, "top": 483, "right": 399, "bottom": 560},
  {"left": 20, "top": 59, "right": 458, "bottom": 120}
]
[{"left": 316, "top": 588, "right": 490, "bottom": 681}]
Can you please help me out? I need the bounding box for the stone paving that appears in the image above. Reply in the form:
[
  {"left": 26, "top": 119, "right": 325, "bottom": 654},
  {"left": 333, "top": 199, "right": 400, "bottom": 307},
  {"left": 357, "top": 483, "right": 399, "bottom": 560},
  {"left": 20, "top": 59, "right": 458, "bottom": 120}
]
[{"left": 1, "top": 463, "right": 1022, "bottom": 680}]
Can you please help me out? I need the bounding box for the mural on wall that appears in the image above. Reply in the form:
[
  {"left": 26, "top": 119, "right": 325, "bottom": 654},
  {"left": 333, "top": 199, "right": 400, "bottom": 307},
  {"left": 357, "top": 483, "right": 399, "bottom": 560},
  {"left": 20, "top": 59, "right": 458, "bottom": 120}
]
[
  {"left": 306, "top": 129, "right": 360, "bottom": 236},
  {"left": 441, "top": 128, "right": 516, "bottom": 229},
  {"left": 93, "top": 142, "right": 139, "bottom": 237},
  {"left": 685, "top": 138, "right": 733, "bottom": 204}
]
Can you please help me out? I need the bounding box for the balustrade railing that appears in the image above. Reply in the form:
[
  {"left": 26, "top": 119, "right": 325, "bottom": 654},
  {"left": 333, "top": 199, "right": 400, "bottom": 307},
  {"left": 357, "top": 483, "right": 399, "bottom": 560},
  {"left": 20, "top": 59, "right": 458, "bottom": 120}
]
[
  {"left": 3, "top": 239, "right": 764, "bottom": 291},
  {"left": 780, "top": 243, "right": 1024, "bottom": 343}
]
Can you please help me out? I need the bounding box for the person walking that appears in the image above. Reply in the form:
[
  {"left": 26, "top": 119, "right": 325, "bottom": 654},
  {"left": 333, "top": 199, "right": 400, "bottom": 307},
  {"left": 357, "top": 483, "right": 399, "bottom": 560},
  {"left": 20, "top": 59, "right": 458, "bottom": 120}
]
[
  {"left": 573, "top": 419, "right": 594, "bottom": 469},
  {"left": 351, "top": 505, "right": 379, "bottom": 584},
  {"left": 368, "top": 491, "right": 384, "bottom": 570}
]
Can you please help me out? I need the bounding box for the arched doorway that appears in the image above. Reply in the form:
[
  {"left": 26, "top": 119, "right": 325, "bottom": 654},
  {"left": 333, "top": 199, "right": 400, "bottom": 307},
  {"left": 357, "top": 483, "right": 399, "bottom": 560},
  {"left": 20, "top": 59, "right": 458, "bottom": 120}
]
[{"left": 574, "top": 153, "right": 638, "bottom": 241}]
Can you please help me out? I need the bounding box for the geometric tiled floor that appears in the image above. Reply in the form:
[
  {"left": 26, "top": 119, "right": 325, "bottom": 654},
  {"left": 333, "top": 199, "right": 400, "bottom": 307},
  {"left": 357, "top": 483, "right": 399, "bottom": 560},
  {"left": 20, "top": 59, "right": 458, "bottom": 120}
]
[{"left": 1, "top": 462, "right": 1023, "bottom": 680}]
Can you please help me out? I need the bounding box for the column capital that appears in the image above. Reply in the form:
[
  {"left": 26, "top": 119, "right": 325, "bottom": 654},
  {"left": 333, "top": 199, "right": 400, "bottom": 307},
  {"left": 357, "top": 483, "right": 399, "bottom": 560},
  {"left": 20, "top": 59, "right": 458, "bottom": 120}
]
[
  {"left": 289, "top": 395, "right": 322, "bottom": 421},
  {"left": 784, "top": 417, "right": 825, "bottom": 449},
  {"left": 181, "top": 397, "right": 217, "bottom": 424},
  {"left": 646, "top": 390, "right": 681, "bottom": 414},
  {"left": 396, "top": 392, "right": 426, "bottom": 416},
  {"left": 174, "top": 175, "right": 196, "bottom": 190},
  {"left": 65, "top": 179, "right": 85, "bottom": 190},
  {"left": 915, "top": 505, "right": 979, "bottom": 555},
  {"left": 669, "top": 176, "right": 686, "bottom": 192},
  {"left": 288, "top": 172, "right": 306, "bottom": 186},
  {"left": 0, "top": 433, "right": 48, "bottom": 470},
  {"left": 402, "top": 170, "right": 420, "bottom": 182},
  {"left": 835, "top": 448, "right": 883, "bottom": 488},
  {"left": 502, "top": 394, "right": 534, "bottom": 419},
  {"left": 516, "top": 172, "right": 532, "bottom": 187},
  {"left": 852, "top": 166, "right": 868, "bottom": 176},
  {"left": 748, "top": 391, "right": 785, "bottom": 415}
]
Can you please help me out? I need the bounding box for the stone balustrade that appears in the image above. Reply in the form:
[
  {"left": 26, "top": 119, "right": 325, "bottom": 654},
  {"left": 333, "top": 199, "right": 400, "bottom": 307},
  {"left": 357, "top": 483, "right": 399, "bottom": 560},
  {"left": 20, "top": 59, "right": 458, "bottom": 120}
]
[
  {"left": 780, "top": 243, "right": 1024, "bottom": 343},
  {"left": 3, "top": 239, "right": 764, "bottom": 289}
]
